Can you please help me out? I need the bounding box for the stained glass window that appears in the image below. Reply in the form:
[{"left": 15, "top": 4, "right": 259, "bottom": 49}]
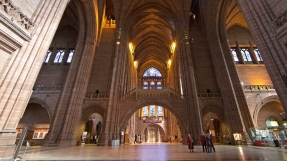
[
  {"left": 67, "top": 49, "right": 74, "bottom": 63},
  {"left": 54, "top": 49, "right": 65, "bottom": 63},
  {"left": 158, "top": 106, "right": 162, "bottom": 116},
  {"left": 150, "top": 105, "right": 155, "bottom": 116},
  {"left": 143, "top": 106, "right": 148, "bottom": 116},
  {"left": 143, "top": 67, "right": 162, "bottom": 77},
  {"left": 44, "top": 49, "right": 52, "bottom": 63},
  {"left": 254, "top": 48, "right": 263, "bottom": 62},
  {"left": 240, "top": 48, "right": 252, "bottom": 62},
  {"left": 231, "top": 48, "right": 239, "bottom": 61}
]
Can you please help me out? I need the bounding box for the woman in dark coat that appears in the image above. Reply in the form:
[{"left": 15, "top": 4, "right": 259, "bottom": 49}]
[
  {"left": 187, "top": 134, "right": 194, "bottom": 152},
  {"left": 200, "top": 133, "right": 206, "bottom": 152},
  {"left": 210, "top": 134, "right": 215, "bottom": 152}
]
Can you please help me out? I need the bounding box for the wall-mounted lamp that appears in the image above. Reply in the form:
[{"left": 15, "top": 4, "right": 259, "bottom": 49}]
[
  {"left": 183, "top": 31, "right": 190, "bottom": 44},
  {"left": 133, "top": 61, "right": 138, "bottom": 69},
  {"left": 129, "top": 43, "right": 134, "bottom": 54},
  {"left": 167, "top": 59, "right": 171, "bottom": 69},
  {"left": 170, "top": 42, "right": 176, "bottom": 54}
]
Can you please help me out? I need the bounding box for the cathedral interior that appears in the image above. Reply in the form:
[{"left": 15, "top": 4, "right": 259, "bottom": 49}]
[{"left": 0, "top": 0, "right": 287, "bottom": 160}]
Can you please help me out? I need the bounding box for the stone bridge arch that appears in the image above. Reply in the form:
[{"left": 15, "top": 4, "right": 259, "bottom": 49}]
[{"left": 118, "top": 93, "right": 187, "bottom": 136}]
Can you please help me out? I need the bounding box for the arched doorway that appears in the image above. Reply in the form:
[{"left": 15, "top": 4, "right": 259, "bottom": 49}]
[
  {"left": 82, "top": 113, "right": 103, "bottom": 144},
  {"left": 16, "top": 103, "right": 50, "bottom": 146},
  {"left": 203, "top": 112, "right": 221, "bottom": 143},
  {"left": 124, "top": 104, "right": 182, "bottom": 144}
]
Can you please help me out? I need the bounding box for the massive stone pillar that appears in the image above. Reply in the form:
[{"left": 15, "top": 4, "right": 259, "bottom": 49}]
[
  {"left": 43, "top": 0, "right": 99, "bottom": 147},
  {"left": 199, "top": 0, "right": 252, "bottom": 144},
  {"left": 237, "top": 0, "right": 287, "bottom": 112},
  {"left": 0, "top": 0, "right": 69, "bottom": 159},
  {"left": 178, "top": 31, "right": 203, "bottom": 143},
  {"left": 97, "top": 29, "right": 127, "bottom": 145}
]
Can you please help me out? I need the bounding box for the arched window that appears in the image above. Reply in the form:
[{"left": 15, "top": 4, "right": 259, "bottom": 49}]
[
  {"left": 142, "top": 67, "right": 163, "bottom": 89},
  {"left": 143, "top": 67, "right": 162, "bottom": 77}
]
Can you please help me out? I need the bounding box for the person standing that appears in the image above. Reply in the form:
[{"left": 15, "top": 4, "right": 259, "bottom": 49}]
[
  {"left": 200, "top": 133, "right": 206, "bottom": 152},
  {"left": 205, "top": 133, "right": 211, "bottom": 153},
  {"left": 139, "top": 135, "right": 142, "bottom": 143},
  {"left": 210, "top": 134, "right": 215, "bottom": 152},
  {"left": 187, "top": 134, "right": 194, "bottom": 152},
  {"left": 134, "top": 134, "right": 137, "bottom": 144}
]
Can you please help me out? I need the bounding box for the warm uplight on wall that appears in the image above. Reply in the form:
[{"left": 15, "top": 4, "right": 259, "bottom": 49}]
[
  {"left": 129, "top": 43, "right": 134, "bottom": 54},
  {"left": 170, "top": 42, "right": 176, "bottom": 54},
  {"left": 134, "top": 61, "right": 138, "bottom": 69},
  {"left": 167, "top": 59, "right": 171, "bottom": 68}
]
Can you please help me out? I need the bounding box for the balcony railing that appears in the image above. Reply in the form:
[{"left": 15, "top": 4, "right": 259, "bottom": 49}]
[
  {"left": 85, "top": 93, "right": 108, "bottom": 99},
  {"left": 33, "top": 85, "right": 63, "bottom": 92},
  {"left": 197, "top": 93, "right": 221, "bottom": 98},
  {"left": 243, "top": 85, "right": 274, "bottom": 91}
]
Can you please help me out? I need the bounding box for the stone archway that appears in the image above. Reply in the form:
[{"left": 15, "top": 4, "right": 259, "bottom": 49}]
[
  {"left": 118, "top": 95, "right": 187, "bottom": 141},
  {"left": 201, "top": 105, "right": 225, "bottom": 143},
  {"left": 28, "top": 97, "right": 52, "bottom": 122},
  {"left": 253, "top": 95, "right": 282, "bottom": 127},
  {"left": 74, "top": 103, "right": 106, "bottom": 145}
]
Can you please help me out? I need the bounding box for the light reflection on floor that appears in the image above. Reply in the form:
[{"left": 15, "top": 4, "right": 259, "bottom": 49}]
[{"left": 19, "top": 142, "right": 287, "bottom": 161}]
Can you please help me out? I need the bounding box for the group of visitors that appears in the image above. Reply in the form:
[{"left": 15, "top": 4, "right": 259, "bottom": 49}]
[
  {"left": 187, "top": 133, "right": 216, "bottom": 153},
  {"left": 134, "top": 134, "right": 142, "bottom": 144}
]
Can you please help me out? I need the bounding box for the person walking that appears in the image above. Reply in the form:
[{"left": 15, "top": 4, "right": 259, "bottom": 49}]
[
  {"left": 187, "top": 134, "right": 194, "bottom": 152},
  {"left": 200, "top": 133, "right": 206, "bottom": 152},
  {"left": 134, "top": 134, "right": 137, "bottom": 144},
  {"left": 205, "top": 133, "right": 211, "bottom": 153},
  {"left": 210, "top": 134, "right": 215, "bottom": 152}
]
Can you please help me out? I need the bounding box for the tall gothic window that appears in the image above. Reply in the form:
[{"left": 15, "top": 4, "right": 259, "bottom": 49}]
[
  {"left": 240, "top": 48, "right": 252, "bottom": 62},
  {"left": 67, "top": 49, "right": 74, "bottom": 63},
  {"left": 143, "top": 106, "right": 148, "bottom": 116},
  {"left": 44, "top": 49, "right": 52, "bottom": 63},
  {"left": 231, "top": 48, "right": 239, "bottom": 62},
  {"left": 158, "top": 106, "right": 162, "bottom": 116},
  {"left": 254, "top": 48, "right": 263, "bottom": 62},
  {"left": 150, "top": 105, "right": 155, "bottom": 116},
  {"left": 54, "top": 49, "right": 65, "bottom": 63}
]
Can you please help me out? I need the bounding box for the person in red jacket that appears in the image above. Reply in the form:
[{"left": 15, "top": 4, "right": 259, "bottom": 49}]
[
  {"left": 200, "top": 133, "right": 206, "bottom": 152},
  {"left": 210, "top": 134, "right": 216, "bottom": 152},
  {"left": 187, "top": 134, "right": 194, "bottom": 152}
]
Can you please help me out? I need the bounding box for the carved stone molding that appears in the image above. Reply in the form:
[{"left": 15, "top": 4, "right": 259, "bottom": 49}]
[
  {"left": 0, "top": 0, "right": 34, "bottom": 29},
  {"left": 273, "top": 10, "right": 287, "bottom": 29}
]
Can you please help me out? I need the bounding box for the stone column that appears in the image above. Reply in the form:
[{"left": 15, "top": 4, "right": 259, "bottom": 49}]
[
  {"left": 200, "top": 0, "right": 251, "bottom": 144},
  {"left": 43, "top": 0, "right": 98, "bottom": 147},
  {"left": 179, "top": 31, "right": 203, "bottom": 143},
  {"left": 237, "top": 0, "right": 287, "bottom": 111},
  {"left": 0, "top": 0, "right": 69, "bottom": 159}
]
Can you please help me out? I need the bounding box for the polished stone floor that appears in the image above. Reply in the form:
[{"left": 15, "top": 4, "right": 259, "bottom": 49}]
[{"left": 17, "top": 143, "right": 287, "bottom": 161}]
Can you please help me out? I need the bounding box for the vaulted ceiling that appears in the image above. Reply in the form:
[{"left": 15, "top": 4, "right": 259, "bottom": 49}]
[{"left": 111, "top": 0, "right": 192, "bottom": 78}]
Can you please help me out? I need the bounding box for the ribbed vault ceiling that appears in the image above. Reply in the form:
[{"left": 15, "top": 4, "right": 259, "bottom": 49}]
[
  {"left": 226, "top": 0, "right": 248, "bottom": 30},
  {"left": 123, "top": 1, "right": 182, "bottom": 79}
]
